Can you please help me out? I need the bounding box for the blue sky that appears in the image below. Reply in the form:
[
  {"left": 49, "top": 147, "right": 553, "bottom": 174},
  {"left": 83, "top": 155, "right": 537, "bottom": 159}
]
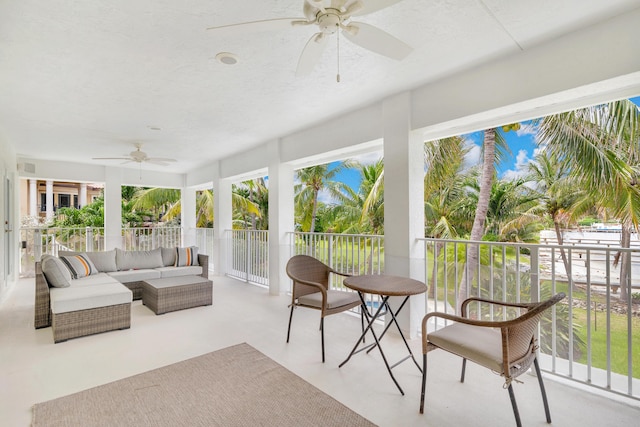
[{"left": 323, "top": 96, "right": 640, "bottom": 201}]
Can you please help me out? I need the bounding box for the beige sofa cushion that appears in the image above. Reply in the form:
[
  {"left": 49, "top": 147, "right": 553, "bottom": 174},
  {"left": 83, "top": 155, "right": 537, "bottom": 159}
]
[
  {"left": 116, "top": 248, "right": 163, "bottom": 270},
  {"left": 50, "top": 282, "right": 132, "bottom": 314},
  {"left": 156, "top": 265, "right": 203, "bottom": 278},
  {"left": 107, "top": 269, "right": 161, "bottom": 283}
]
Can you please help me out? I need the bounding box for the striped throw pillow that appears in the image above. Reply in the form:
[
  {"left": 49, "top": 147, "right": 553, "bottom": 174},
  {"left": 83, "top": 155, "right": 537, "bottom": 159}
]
[
  {"left": 60, "top": 254, "right": 98, "bottom": 279},
  {"left": 175, "top": 247, "right": 199, "bottom": 267}
]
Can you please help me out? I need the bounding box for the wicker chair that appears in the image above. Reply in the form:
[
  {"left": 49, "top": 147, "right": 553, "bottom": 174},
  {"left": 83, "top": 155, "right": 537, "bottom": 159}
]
[
  {"left": 419, "top": 292, "right": 566, "bottom": 427},
  {"left": 286, "top": 255, "right": 362, "bottom": 362}
]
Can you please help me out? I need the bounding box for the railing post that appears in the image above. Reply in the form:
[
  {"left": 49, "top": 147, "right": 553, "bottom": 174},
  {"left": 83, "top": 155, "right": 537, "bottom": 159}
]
[
  {"left": 246, "top": 231, "right": 251, "bottom": 283},
  {"left": 530, "top": 245, "right": 540, "bottom": 302},
  {"left": 86, "top": 227, "right": 94, "bottom": 252},
  {"left": 34, "top": 228, "right": 42, "bottom": 261},
  {"left": 328, "top": 234, "right": 334, "bottom": 269}
]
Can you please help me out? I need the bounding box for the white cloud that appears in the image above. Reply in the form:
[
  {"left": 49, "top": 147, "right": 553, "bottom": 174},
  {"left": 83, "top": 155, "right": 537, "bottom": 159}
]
[
  {"left": 463, "top": 143, "right": 481, "bottom": 170},
  {"left": 516, "top": 122, "right": 538, "bottom": 137},
  {"left": 501, "top": 149, "right": 532, "bottom": 180}
]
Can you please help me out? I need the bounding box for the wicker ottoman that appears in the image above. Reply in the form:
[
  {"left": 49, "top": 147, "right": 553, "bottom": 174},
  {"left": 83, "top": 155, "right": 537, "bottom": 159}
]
[{"left": 142, "top": 276, "right": 213, "bottom": 315}]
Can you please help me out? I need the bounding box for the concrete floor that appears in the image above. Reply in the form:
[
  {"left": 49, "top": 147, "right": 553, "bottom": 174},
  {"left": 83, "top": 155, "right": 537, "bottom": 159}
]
[{"left": 1, "top": 275, "right": 639, "bottom": 426}]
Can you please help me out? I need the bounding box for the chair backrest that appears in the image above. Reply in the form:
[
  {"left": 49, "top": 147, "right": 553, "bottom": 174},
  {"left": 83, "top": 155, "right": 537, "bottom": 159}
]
[
  {"left": 286, "top": 255, "right": 332, "bottom": 299},
  {"left": 501, "top": 293, "right": 565, "bottom": 379}
]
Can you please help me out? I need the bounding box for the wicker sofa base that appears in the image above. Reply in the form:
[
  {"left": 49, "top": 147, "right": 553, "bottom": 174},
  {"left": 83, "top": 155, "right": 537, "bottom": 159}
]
[
  {"left": 52, "top": 303, "right": 131, "bottom": 343},
  {"left": 123, "top": 281, "right": 145, "bottom": 301}
]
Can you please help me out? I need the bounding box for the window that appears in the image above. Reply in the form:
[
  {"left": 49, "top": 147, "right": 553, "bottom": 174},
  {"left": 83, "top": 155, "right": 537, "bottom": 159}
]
[{"left": 58, "top": 194, "right": 71, "bottom": 208}]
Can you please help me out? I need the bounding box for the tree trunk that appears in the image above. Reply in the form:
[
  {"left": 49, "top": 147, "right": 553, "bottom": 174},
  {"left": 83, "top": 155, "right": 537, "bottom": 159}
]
[
  {"left": 457, "top": 128, "right": 496, "bottom": 313},
  {"left": 618, "top": 224, "right": 631, "bottom": 301},
  {"left": 553, "top": 216, "right": 576, "bottom": 291}
]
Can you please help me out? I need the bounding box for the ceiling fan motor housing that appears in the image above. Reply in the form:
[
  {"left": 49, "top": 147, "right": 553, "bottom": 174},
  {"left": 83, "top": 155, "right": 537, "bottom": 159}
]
[{"left": 317, "top": 10, "right": 342, "bottom": 34}]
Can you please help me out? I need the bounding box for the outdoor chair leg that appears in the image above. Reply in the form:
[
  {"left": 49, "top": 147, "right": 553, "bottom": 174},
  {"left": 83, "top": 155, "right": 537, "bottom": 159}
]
[
  {"left": 508, "top": 384, "right": 523, "bottom": 427},
  {"left": 534, "top": 357, "right": 552, "bottom": 423},
  {"left": 320, "top": 317, "right": 325, "bottom": 363},
  {"left": 460, "top": 358, "right": 467, "bottom": 383},
  {"left": 286, "top": 305, "right": 294, "bottom": 343},
  {"left": 360, "top": 310, "right": 365, "bottom": 344},
  {"left": 419, "top": 353, "right": 427, "bottom": 414}
]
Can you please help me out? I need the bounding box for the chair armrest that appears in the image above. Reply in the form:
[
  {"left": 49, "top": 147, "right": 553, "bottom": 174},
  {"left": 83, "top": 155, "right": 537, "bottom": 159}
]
[
  {"left": 461, "top": 297, "right": 533, "bottom": 318},
  {"left": 328, "top": 268, "right": 352, "bottom": 278}
]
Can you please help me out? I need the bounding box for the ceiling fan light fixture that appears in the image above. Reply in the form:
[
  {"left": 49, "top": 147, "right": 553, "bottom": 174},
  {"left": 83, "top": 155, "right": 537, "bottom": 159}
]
[{"left": 215, "top": 52, "right": 239, "bottom": 65}]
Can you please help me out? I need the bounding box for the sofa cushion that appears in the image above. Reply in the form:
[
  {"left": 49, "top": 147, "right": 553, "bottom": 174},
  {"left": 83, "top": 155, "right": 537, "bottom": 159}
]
[
  {"left": 161, "top": 247, "right": 176, "bottom": 266},
  {"left": 107, "top": 269, "right": 162, "bottom": 283},
  {"left": 41, "top": 255, "right": 72, "bottom": 288},
  {"left": 116, "top": 248, "right": 163, "bottom": 270},
  {"left": 50, "top": 282, "right": 133, "bottom": 314},
  {"left": 156, "top": 266, "right": 203, "bottom": 278},
  {"left": 60, "top": 254, "right": 98, "bottom": 279},
  {"left": 175, "top": 246, "right": 199, "bottom": 267},
  {"left": 59, "top": 250, "right": 118, "bottom": 273},
  {"left": 70, "top": 273, "right": 121, "bottom": 287}
]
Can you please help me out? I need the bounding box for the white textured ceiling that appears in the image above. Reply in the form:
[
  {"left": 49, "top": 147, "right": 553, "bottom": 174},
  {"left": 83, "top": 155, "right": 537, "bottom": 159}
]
[{"left": 1, "top": 0, "right": 639, "bottom": 173}]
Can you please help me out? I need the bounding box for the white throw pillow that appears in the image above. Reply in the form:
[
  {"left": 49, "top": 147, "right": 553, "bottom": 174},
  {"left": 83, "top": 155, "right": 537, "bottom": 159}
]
[{"left": 41, "top": 255, "right": 72, "bottom": 288}]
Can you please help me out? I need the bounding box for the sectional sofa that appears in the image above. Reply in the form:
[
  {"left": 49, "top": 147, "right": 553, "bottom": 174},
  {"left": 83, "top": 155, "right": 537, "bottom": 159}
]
[{"left": 35, "top": 247, "right": 209, "bottom": 343}]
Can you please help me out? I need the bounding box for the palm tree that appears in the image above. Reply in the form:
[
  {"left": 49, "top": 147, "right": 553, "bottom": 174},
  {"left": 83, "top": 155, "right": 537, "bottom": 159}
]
[
  {"left": 459, "top": 125, "right": 514, "bottom": 311},
  {"left": 294, "top": 163, "right": 349, "bottom": 232},
  {"left": 232, "top": 179, "right": 267, "bottom": 230},
  {"left": 131, "top": 187, "right": 180, "bottom": 222},
  {"left": 424, "top": 136, "right": 471, "bottom": 239},
  {"left": 526, "top": 150, "right": 591, "bottom": 288},
  {"left": 538, "top": 100, "right": 640, "bottom": 300}
]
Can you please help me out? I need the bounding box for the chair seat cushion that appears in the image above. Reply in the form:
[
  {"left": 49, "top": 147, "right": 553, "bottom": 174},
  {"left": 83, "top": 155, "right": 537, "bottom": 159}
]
[
  {"left": 428, "top": 323, "right": 504, "bottom": 373},
  {"left": 298, "top": 290, "right": 360, "bottom": 309}
]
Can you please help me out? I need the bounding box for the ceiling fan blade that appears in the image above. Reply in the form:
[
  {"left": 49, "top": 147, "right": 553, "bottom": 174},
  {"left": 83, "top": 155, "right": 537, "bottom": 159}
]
[
  {"left": 296, "top": 33, "right": 329, "bottom": 77},
  {"left": 206, "top": 18, "right": 304, "bottom": 36},
  {"left": 331, "top": 0, "right": 349, "bottom": 9},
  {"left": 145, "top": 159, "right": 171, "bottom": 166},
  {"left": 92, "top": 157, "right": 130, "bottom": 160},
  {"left": 350, "top": 0, "right": 405, "bottom": 16},
  {"left": 147, "top": 157, "right": 177, "bottom": 163},
  {"left": 342, "top": 22, "right": 412, "bottom": 60}
]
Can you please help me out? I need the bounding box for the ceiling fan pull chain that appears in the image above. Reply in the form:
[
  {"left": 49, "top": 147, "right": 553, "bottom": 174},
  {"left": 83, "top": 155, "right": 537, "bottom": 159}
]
[{"left": 336, "top": 26, "right": 341, "bottom": 83}]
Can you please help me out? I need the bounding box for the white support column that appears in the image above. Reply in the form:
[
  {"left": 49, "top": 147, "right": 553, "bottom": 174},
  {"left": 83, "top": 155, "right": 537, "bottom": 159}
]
[
  {"left": 213, "top": 163, "right": 232, "bottom": 276},
  {"left": 79, "top": 183, "right": 87, "bottom": 208},
  {"left": 29, "top": 179, "right": 37, "bottom": 217},
  {"left": 382, "top": 92, "right": 426, "bottom": 339},
  {"left": 104, "top": 167, "right": 122, "bottom": 250},
  {"left": 45, "top": 180, "right": 53, "bottom": 220},
  {"left": 267, "top": 140, "right": 294, "bottom": 296},
  {"left": 181, "top": 186, "right": 197, "bottom": 247}
]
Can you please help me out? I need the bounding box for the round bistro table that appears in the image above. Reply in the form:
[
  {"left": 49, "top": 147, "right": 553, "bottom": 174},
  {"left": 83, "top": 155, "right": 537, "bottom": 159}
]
[{"left": 339, "top": 274, "right": 427, "bottom": 395}]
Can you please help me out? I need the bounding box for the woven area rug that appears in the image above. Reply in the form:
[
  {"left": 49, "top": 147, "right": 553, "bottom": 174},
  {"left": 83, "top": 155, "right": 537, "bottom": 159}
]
[{"left": 32, "top": 343, "right": 376, "bottom": 426}]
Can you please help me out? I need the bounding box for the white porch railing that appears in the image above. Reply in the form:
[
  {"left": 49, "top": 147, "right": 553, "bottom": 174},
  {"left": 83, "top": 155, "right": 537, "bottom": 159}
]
[
  {"left": 19, "top": 226, "right": 182, "bottom": 277},
  {"left": 225, "top": 229, "right": 269, "bottom": 286}
]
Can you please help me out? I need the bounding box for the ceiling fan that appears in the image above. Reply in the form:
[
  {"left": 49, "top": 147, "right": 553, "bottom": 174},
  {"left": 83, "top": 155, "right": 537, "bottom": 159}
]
[
  {"left": 207, "top": 0, "right": 412, "bottom": 79},
  {"left": 92, "top": 143, "right": 177, "bottom": 166}
]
